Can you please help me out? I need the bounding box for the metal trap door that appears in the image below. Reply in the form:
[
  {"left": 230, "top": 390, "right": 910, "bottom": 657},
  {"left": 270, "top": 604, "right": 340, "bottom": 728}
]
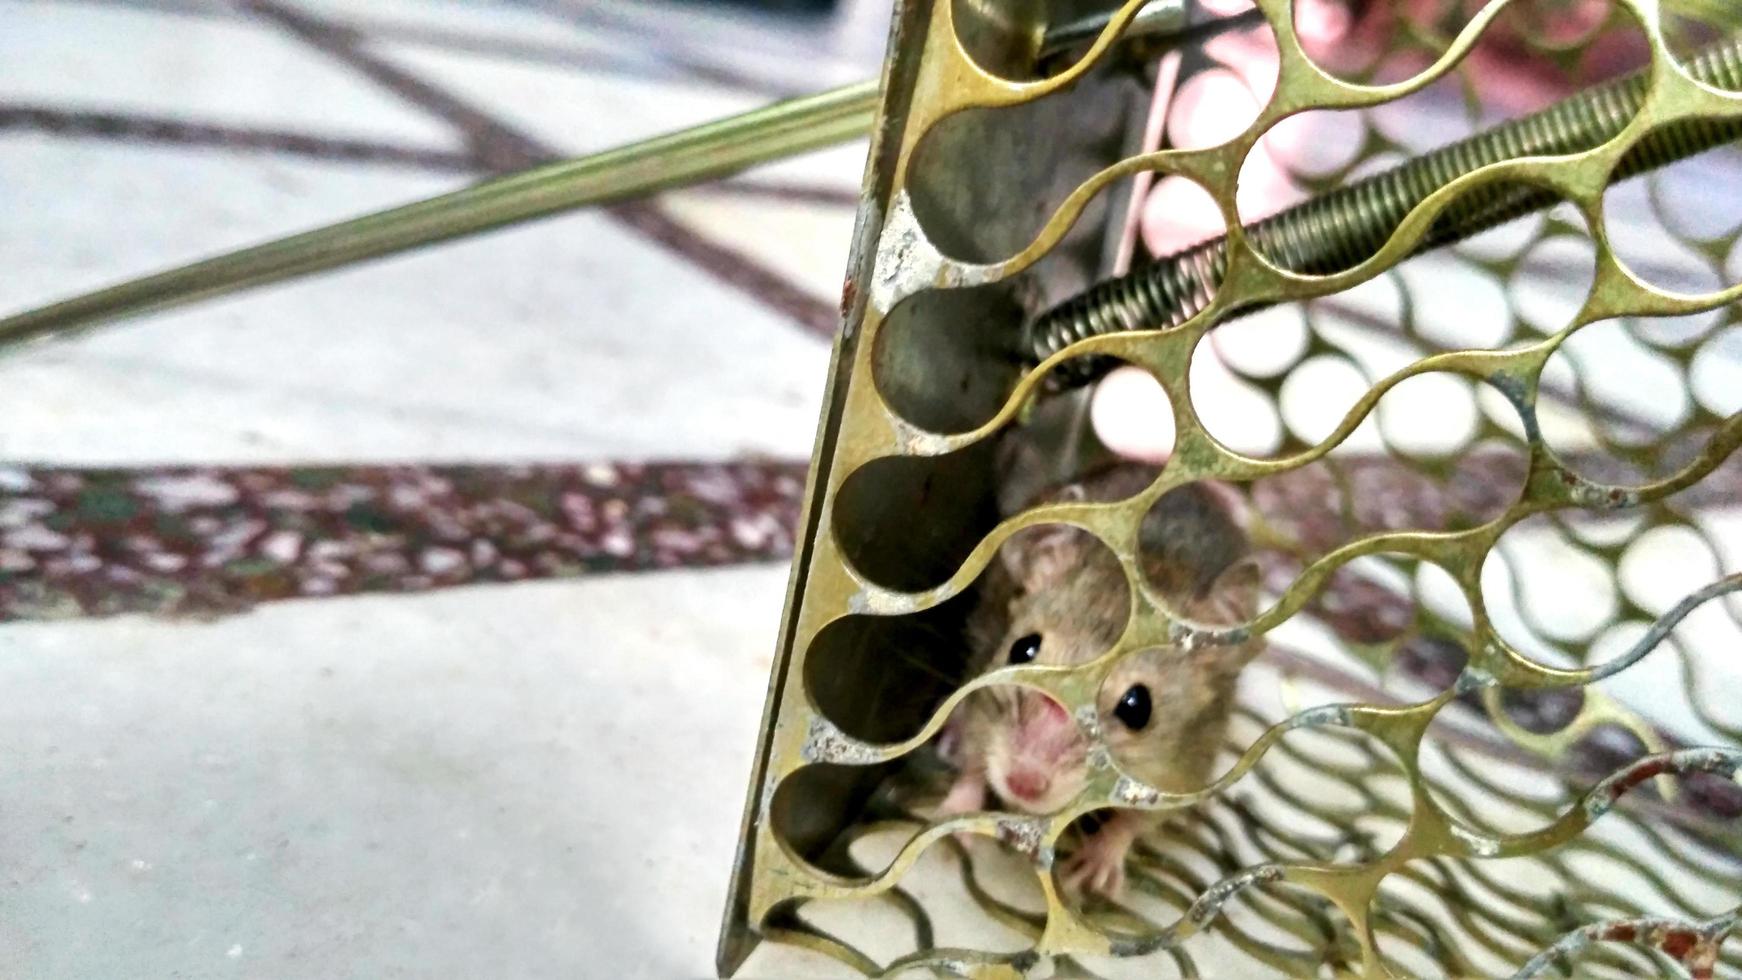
[{"left": 720, "top": 1, "right": 1742, "bottom": 976}]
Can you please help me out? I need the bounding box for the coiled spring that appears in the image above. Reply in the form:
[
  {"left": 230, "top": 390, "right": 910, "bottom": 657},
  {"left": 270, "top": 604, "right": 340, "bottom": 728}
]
[{"left": 1025, "top": 37, "right": 1742, "bottom": 386}]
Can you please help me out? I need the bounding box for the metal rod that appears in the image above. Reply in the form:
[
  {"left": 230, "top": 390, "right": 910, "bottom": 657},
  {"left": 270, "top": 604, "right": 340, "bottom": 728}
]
[
  {"left": 1025, "top": 35, "right": 1742, "bottom": 385},
  {"left": 1, "top": 0, "right": 1242, "bottom": 353},
  {"left": 20, "top": 1, "right": 1708, "bottom": 357},
  {"left": 1042, "top": 0, "right": 1189, "bottom": 56},
  {"left": 0, "top": 80, "right": 879, "bottom": 350}
]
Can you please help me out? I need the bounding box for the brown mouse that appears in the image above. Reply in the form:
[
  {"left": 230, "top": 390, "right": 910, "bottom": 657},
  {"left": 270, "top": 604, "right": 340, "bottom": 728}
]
[{"left": 937, "top": 462, "right": 1263, "bottom": 899}]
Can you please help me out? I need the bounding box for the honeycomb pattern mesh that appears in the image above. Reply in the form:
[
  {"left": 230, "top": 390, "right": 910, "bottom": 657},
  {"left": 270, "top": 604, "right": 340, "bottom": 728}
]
[{"left": 731, "top": 1, "right": 1742, "bottom": 975}]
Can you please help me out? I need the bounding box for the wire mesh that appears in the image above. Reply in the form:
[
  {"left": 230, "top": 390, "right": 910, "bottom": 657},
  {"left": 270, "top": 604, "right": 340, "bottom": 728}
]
[{"left": 721, "top": 1, "right": 1742, "bottom": 976}]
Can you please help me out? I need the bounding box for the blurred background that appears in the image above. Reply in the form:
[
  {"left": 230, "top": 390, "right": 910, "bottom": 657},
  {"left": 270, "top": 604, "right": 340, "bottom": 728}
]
[{"left": 0, "top": 0, "right": 885, "bottom": 976}]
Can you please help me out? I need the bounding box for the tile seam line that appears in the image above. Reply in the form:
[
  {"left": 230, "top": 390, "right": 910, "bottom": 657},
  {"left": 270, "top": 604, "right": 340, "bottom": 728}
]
[
  {"left": 18, "top": 0, "right": 235, "bottom": 22},
  {"left": 538, "top": 0, "right": 812, "bottom": 98},
  {"left": 356, "top": 19, "right": 794, "bottom": 98},
  {"left": 0, "top": 103, "right": 860, "bottom": 208},
  {"left": 235, "top": 0, "right": 842, "bottom": 341},
  {"left": 0, "top": 103, "right": 480, "bottom": 173},
  {"left": 14, "top": 0, "right": 796, "bottom": 97}
]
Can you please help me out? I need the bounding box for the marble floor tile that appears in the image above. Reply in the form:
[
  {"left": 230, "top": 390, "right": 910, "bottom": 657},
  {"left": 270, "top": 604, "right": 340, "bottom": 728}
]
[
  {"left": 0, "top": 567, "right": 790, "bottom": 979},
  {"left": 284, "top": 0, "right": 592, "bottom": 51},
  {"left": 364, "top": 35, "right": 869, "bottom": 190},
  {"left": 660, "top": 189, "right": 859, "bottom": 302},
  {"left": 552, "top": 0, "right": 879, "bottom": 94},
  {"left": 0, "top": 1, "right": 460, "bottom": 150},
  {"left": 0, "top": 135, "right": 466, "bottom": 310},
  {"left": 370, "top": 40, "right": 764, "bottom": 153},
  {"left": 0, "top": 138, "right": 830, "bottom": 465}
]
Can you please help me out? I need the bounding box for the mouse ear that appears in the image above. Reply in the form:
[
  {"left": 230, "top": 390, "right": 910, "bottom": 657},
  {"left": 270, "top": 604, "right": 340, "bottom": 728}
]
[
  {"left": 999, "top": 523, "right": 1090, "bottom": 593},
  {"left": 1191, "top": 556, "right": 1263, "bottom": 627}
]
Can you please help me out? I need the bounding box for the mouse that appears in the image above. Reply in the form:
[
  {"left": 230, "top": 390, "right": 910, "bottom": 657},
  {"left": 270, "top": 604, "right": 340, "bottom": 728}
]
[{"left": 936, "top": 461, "right": 1263, "bottom": 900}]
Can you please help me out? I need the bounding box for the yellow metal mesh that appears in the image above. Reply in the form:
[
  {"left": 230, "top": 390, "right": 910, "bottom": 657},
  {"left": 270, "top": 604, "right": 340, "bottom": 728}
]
[{"left": 726, "top": 1, "right": 1742, "bottom": 975}]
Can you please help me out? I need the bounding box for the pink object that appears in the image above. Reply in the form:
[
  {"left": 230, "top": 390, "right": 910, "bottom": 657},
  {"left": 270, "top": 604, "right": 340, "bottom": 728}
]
[
  {"left": 1005, "top": 769, "right": 1051, "bottom": 802},
  {"left": 1033, "top": 693, "right": 1069, "bottom": 726},
  {"left": 1091, "top": 365, "right": 1175, "bottom": 464}
]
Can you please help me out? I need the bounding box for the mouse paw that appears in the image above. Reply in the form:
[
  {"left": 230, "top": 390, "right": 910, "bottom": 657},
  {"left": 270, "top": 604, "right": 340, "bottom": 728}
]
[
  {"left": 1059, "top": 813, "right": 1139, "bottom": 901},
  {"left": 934, "top": 770, "right": 987, "bottom": 854},
  {"left": 1058, "top": 841, "right": 1127, "bottom": 900},
  {"left": 936, "top": 770, "right": 985, "bottom": 817}
]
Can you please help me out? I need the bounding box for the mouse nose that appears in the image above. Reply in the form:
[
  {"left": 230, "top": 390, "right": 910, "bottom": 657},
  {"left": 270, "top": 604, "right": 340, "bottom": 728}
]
[{"left": 1006, "top": 769, "right": 1050, "bottom": 803}]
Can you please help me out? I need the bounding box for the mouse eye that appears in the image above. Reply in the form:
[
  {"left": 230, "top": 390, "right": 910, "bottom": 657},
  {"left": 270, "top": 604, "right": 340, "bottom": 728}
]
[
  {"left": 1008, "top": 633, "right": 1042, "bottom": 665},
  {"left": 1114, "top": 684, "right": 1152, "bottom": 731}
]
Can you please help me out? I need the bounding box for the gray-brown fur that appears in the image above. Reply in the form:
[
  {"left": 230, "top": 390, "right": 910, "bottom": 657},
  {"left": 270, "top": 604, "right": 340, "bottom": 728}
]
[{"left": 939, "top": 456, "right": 1265, "bottom": 898}]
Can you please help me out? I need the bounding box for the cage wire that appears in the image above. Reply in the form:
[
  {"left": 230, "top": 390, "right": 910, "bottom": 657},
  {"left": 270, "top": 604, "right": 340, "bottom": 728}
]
[{"left": 721, "top": 0, "right": 1742, "bottom": 976}]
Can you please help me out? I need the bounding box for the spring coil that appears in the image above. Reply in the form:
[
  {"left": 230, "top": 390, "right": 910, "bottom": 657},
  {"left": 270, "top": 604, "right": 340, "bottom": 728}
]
[{"left": 1025, "top": 38, "right": 1742, "bottom": 386}]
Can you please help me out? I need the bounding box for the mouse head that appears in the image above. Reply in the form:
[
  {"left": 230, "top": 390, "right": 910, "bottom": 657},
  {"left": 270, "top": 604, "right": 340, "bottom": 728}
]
[
  {"left": 1094, "top": 565, "right": 1264, "bottom": 794},
  {"left": 977, "top": 533, "right": 1261, "bottom": 814}
]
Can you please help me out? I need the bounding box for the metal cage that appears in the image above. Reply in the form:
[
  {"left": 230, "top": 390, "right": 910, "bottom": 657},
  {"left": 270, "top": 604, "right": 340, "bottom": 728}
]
[{"left": 718, "top": 1, "right": 1742, "bottom": 976}]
